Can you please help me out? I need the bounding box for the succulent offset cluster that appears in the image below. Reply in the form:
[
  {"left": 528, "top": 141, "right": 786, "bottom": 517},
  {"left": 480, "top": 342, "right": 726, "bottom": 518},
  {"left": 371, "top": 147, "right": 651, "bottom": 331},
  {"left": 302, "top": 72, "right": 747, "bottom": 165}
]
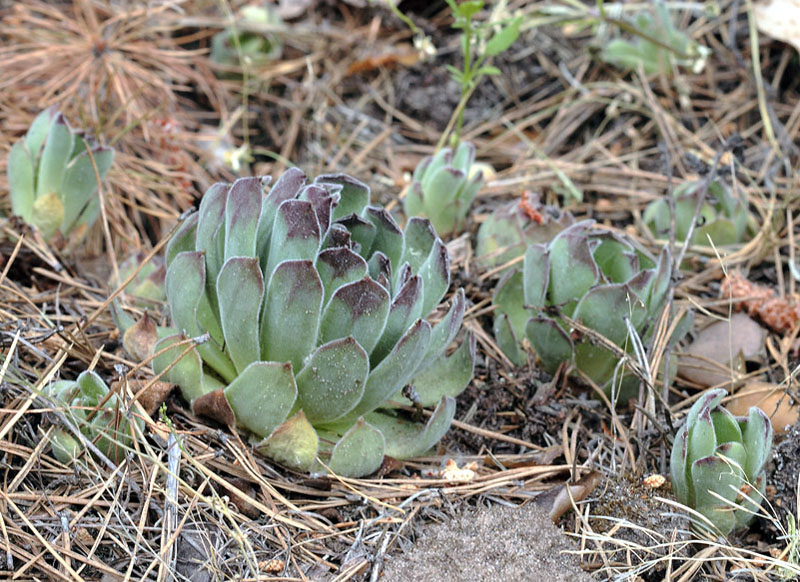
[
  {"left": 643, "top": 179, "right": 754, "bottom": 247},
  {"left": 152, "top": 170, "right": 474, "bottom": 477},
  {"left": 44, "top": 371, "right": 143, "bottom": 464},
  {"left": 116, "top": 252, "right": 167, "bottom": 307},
  {"left": 8, "top": 107, "right": 114, "bottom": 241},
  {"left": 492, "top": 220, "right": 671, "bottom": 395},
  {"left": 404, "top": 142, "right": 484, "bottom": 237},
  {"left": 475, "top": 192, "right": 574, "bottom": 272},
  {"left": 670, "top": 389, "right": 773, "bottom": 534}
]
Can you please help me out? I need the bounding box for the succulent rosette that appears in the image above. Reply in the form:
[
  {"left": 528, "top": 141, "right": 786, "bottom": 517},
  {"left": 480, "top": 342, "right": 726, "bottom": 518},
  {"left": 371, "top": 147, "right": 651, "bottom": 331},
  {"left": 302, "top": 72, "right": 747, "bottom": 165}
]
[
  {"left": 670, "top": 389, "right": 772, "bottom": 534},
  {"left": 493, "top": 220, "right": 671, "bottom": 395},
  {"left": 45, "top": 371, "right": 143, "bottom": 464},
  {"left": 475, "top": 192, "right": 574, "bottom": 272},
  {"left": 8, "top": 107, "right": 114, "bottom": 241},
  {"left": 643, "top": 179, "right": 755, "bottom": 247},
  {"left": 404, "top": 142, "right": 484, "bottom": 237},
  {"left": 153, "top": 170, "right": 474, "bottom": 477}
]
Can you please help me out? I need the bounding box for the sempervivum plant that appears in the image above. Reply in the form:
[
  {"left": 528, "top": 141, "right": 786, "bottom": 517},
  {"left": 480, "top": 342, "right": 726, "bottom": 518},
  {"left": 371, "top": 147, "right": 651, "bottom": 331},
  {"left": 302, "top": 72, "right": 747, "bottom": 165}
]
[
  {"left": 493, "top": 220, "right": 670, "bottom": 395},
  {"left": 153, "top": 170, "right": 474, "bottom": 477},
  {"left": 8, "top": 107, "right": 113, "bottom": 241},
  {"left": 44, "top": 371, "right": 143, "bottom": 464},
  {"left": 670, "top": 389, "right": 772, "bottom": 534},
  {"left": 643, "top": 179, "right": 754, "bottom": 247},
  {"left": 404, "top": 142, "right": 484, "bottom": 237},
  {"left": 475, "top": 192, "right": 574, "bottom": 272}
]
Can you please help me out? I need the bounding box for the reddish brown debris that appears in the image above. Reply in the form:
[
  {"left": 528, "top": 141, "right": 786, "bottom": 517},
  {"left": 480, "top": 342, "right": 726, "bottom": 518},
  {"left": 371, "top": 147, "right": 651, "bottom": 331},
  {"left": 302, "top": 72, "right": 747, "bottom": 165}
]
[{"left": 720, "top": 271, "right": 800, "bottom": 333}]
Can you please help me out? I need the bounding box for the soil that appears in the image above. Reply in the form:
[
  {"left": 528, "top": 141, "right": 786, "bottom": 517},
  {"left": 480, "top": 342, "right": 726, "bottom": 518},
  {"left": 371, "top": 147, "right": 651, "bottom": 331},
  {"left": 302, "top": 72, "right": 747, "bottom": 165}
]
[{"left": 381, "top": 502, "right": 594, "bottom": 582}]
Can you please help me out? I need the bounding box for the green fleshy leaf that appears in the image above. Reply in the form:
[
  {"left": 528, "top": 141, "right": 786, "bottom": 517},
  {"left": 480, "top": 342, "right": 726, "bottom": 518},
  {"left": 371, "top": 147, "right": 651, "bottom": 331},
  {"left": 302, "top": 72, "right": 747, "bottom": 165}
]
[
  {"left": 195, "top": 182, "right": 228, "bottom": 293},
  {"left": 526, "top": 316, "right": 573, "bottom": 374},
  {"left": 167, "top": 251, "right": 235, "bottom": 382},
  {"left": 25, "top": 107, "right": 57, "bottom": 157},
  {"left": 260, "top": 168, "right": 306, "bottom": 245},
  {"left": 60, "top": 147, "right": 113, "bottom": 234},
  {"left": 494, "top": 313, "right": 527, "bottom": 367},
  {"left": 50, "top": 429, "right": 81, "bottom": 464},
  {"left": 316, "top": 173, "right": 370, "bottom": 221},
  {"left": 547, "top": 221, "right": 599, "bottom": 312},
  {"left": 403, "top": 182, "right": 425, "bottom": 219},
  {"left": 36, "top": 114, "right": 73, "bottom": 198},
  {"left": 265, "top": 199, "right": 321, "bottom": 279},
  {"left": 367, "top": 395, "right": 456, "bottom": 458},
  {"left": 688, "top": 409, "right": 718, "bottom": 463},
  {"left": 224, "top": 177, "right": 263, "bottom": 260},
  {"left": 493, "top": 270, "right": 528, "bottom": 348},
  {"left": 417, "top": 239, "right": 450, "bottom": 316},
  {"left": 400, "top": 218, "right": 437, "bottom": 274},
  {"left": 372, "top": 274, "right": 423, "bottom": 364},
  {"left": 152, "top": 334, "right": 223, "bottom": 403},
  {"left": 572, "top": 283, "right": 645, "bottom": 346},
  {"left": 740, "top": 406, "right": 773, "bottom": 480},
  {"left": 485, "top": 17, "right": 521, "bottom": 56},
  {"left": 407, "top": 333, "right": 475, "bottom": 407},
  {"left": 315, "top": 248, "right": 368, "bottom": 308},
  {"left": 224, "top": 361, "right": 296, "bottom": 438},
  {"left": 335, "top": 319, "right": 431, "bottom": 424},
  {"left": 422, "top": 166, "right": 466, "bottom": 234},
  {"left": 8, "top": 141, "right": 35, "bottom": 221},
  {"left": 711, "top": 409, "right": 742, "bottom": 446},
  {"left": 326, "top": 418, "right": 385, "bottom": 477},
  {"left": 691, "top": 455, "right": 744, "bottom": 534},
  {"left": 261, "top": 260, "right": 323, "bottom": 372},
  {"left": 365, "top": 207, "right": 404, "bottom": 267},
  {"left": 165, "top": 212, "right": 198, "bottom": 267},
  {"left": 296, "top": 337, "right": 369, "bottom": 424},
  {"left": 417, "top": 288, "right": 464, "bottom": 373},
  {"left": 217, "top": 257, "right": 264, "bottom": 373},
  {"left": 254, "top": 410, "right": 318, "bottom": 471},
  {"left": 337, "top": 214, "right": 376, "bottom": 254},
  {"left": 319, "top": 277, "right": 390, "bottom": 355},
  {"left": 522, "top": 244, "right": 549, "bottom": 309},
  {"left": 670, "top": 425, "right": 690, "bottom": 505}
]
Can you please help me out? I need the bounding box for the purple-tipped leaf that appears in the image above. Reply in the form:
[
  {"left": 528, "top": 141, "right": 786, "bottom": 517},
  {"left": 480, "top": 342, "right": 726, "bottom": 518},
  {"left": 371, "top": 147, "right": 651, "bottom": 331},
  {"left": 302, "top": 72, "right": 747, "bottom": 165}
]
[
  {"left": 371, "top": 274, "right": 423, "bottom": 364},
  {"left": 265, "top": 199, "right": 322, "bottom": 279},
  {"left": 316, "top": 248, "right": 368, "bottom": 307},
  {"left": 261, "top": 260, "right": 323, "bottom": 372},
  {"left": 400, "top": 218, "right": 437, "bottom": 273},
  {"left": 319, "top": 277, "right": 390, "bottom": 355},
  {"left": 224, "top": 177, "right": 262, "bottom": 260},
  {"left": 741, "top": 406, "right": 773, "bottom": 480},
  {"left": 165, "top": 212, "right": 198, "bottom": 267},
  {"left": 298, "top": 184, "right": 338, "bottom": 234},
  {"left": 417, "top": 239, "right": 450, "bottom": 317},
  {"left": 315, "top": 173, "right": 370, "bottom": 221},
  {"left": 365, "top": 207, "right": 404, "bottom": 267},
  {"left": 217, "top": 257, "right": 264, "bottom": 373},
  {"left": 337, "top": 213, "right": 376, "bottom": 256}
]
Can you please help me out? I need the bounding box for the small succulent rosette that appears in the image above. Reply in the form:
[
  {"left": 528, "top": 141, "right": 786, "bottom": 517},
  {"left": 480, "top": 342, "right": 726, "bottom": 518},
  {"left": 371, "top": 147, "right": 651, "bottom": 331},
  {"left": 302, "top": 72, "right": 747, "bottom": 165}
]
[
  {"left": 404, "top": 142, "right": 484, "bottom": 237},
  {"left": 115, "top": 251, "right": 167, "bottom": 307},
  {"left": 475, "top": 192, "right": 574, "bottom": 272},
  {"left": 211, "top": 4, "right": 283, "bottom": 72},
  {"left": 643, "top": 179, "right": 755, "bottom": 247},
  {"left": 44, "top": 371, "right": 143, "bottom": 464},
  {"left": 152, "top": 170, "right": 475, "bottom": 477},
  {"left": 670, "top": 389, "right": 772, "bottom": 534},
  {"left": 8, "top": 107, "right": 113, "bottom": 242},
  {"left": 492, "top": 220, "right": 672, "bottom": 396}
]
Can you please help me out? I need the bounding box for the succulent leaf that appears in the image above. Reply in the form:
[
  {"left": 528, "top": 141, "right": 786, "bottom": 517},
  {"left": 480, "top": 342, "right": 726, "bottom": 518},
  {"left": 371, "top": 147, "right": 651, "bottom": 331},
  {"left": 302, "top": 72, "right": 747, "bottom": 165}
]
[
  {"left": 223, "top": 362, "right": 296, "bottom": 438},
  {"left": 367, "top": 395, "right": 456, "bottom": 458},
  {"left": 326, "top": 418, "right": 385, "bottom": 476},
  {"left": 261, "top": 260, "right": 323, "bottom": 370},
  {"left": 406, "top": 333, "right": 476, "bottom": 407},
  {"left": 295, "top": 337, "right": 369, "bottom": 424},
  {"left": 8, "top": 141, "right": 35, "bottom": 221},
  {"left": 217, "top": 257, "right": 264, "bottom": 373},
  {"left": 60, "top": 147, "right": 114, "bottom": 234},
  {"left": 254, "top": 410, "right": 318, "bottom": 472}
]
